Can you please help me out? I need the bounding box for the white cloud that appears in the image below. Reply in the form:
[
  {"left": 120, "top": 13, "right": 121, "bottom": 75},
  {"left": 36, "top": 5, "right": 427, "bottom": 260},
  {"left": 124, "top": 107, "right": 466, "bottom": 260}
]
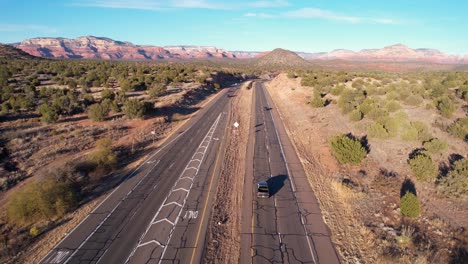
[
  {"left": 171, "top": 0, "right": 233, "bottom": 10},
  {"left": 284, "top": 8, "right": 361, "bottom": 23},
  {"left": 244, "top": 12, "right": 274, "bottom": 18},
  {"left": 249, "top": 0, "right": 289, "bottom": 8},
  {"left": 0, "top": 24, "right": 57, "bottom": 33},
  {"left": 283, "top": 8, "right": 396, "bottom": 24},
  {"left": 73, "top": 0, "right": 233, "bottom": 10}
]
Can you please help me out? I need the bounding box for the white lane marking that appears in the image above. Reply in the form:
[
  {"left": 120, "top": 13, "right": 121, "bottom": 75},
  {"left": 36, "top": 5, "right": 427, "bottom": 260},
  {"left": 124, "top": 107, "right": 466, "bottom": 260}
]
[
  {"left": 40, "top": 129, "right": 187, "bottom": 264},
  {"left": 172, "top": 188, "right": 190, "bottom": 193},
  {"left": 152, "top": 218, "right": 175, "bottom": 226},
  {"left": 162, "top": 201, "right": 183, "bottom": 208},
  {"left": 137, "top": 240, "right": 163, "bottom": 248},
  {"left": 63, "top": 160, "right": 161, "bottom": 264},
  {"left": 264, "top": 86, "right": 317, "bottom": 264},
  {"left": 125, "top": 113, "right": 222, "bottom": 264}
]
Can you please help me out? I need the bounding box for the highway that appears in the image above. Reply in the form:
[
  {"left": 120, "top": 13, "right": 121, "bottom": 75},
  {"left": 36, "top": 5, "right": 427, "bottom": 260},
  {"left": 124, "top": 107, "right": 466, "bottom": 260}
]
[
  {"left": 240, "top": 82, "right": 341, "bottom": 264},
  {"left": 40, "top": 86, "right": 234, "bottom": 264}
]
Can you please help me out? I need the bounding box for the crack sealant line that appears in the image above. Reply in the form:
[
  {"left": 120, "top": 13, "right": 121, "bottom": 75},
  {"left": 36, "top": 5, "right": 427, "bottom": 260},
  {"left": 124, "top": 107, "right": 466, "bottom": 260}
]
[
  {"left": 263, "top": 85, "right": 317, "bottom": 264},
  {"left": 125, "top": 113, "right": 222, "bottom": 264}
]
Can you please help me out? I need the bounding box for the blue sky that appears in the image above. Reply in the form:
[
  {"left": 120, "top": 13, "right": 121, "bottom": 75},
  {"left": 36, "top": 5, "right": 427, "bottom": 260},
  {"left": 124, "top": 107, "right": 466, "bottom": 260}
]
[{"left": 0, "top": 0, "right": 466, "bottom": 54}]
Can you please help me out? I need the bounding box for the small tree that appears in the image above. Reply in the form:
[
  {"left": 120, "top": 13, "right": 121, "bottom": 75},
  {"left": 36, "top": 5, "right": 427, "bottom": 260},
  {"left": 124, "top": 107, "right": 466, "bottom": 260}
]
[
  {"left": 101, "top": 89, "right": 115, "bottom": 101},
  {"left": 38, "top": 104, "right": 59, "bottom": 124},
  {"left": 436, "top": 96, "right": 456, "bottom": 118},
  {"left": 148, "top": 84, "right": 166, "bottom": 98},
  {"left": 423, "top": 138, "right": 448, "bottom": 155},
  {"left": 87, "top": 138, "right": 117, "bottom": 171},
  {"left": 123, "top": 99, "right": 146, "bottom": 119},
  {"left": 400, "top": 191, "right": 420, "bottom": 218},
  {"left": 330, "top": 134, "right": 367, "bottom": 165},
  {"left": 349, "top": 109, "right": 363, "bottom": 122},
  {"left": 309, "top": 93, "right": 324, "bottom": 108},
  {"left": 438, "top": 158, "right": 467, "bottom": 197},
  {"left": 367, "top": 123, "right": 389, "bottom": 139},
  {"left": 409, "top": 153, "right": 438, "bottom": 182},
  {"left": 88, "top": 103, "right": 110, "bottom": 122}
]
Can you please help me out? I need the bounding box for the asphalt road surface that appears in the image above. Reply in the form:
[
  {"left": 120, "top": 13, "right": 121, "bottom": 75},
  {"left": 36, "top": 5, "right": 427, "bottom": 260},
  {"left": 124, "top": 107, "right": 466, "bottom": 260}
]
[
  {"left": 40, "top": 86, "right": 236, "bottom": 264},
  {"left": 240, "top": 82, "right": 341, "bottom": 264}
]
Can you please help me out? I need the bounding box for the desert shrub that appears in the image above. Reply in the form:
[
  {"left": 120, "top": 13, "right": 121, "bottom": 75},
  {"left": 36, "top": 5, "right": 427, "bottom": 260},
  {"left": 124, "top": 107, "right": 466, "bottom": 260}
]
[
  {"left": 367, "top": 107, "right": 388, "bottom": 120},
  {"left": 423, "top": 138, "right": 448, "bottom": 155},
  {"left": 286, "top": 71, "right": 296, "bottom": 79},
  {"left": 367, "top": 123, "right": 389, "bottom": 139},
  {"left": 7, "top": 178, "right": 78, "bottom": 225},
  {"left": 330, "top": 84, "right": 345, "bottom": 96},
  {"left": 87, "top": 138, "right": 117, "bottom": 171},
  {"left": 404, "top": 94, "right": 423, "bottom": 106},
  {"left": 330, "top": 134, "right": 367, "bottom": 164},
  {"left": 438, "top": 158, "right": 467, "bottom": 197},
  {"left": 385, "top": 100, "right": 401, "bottom": 112},
  {"left": 309, "top": 93, "right": 324, "bottom": 108},
  {"left": 338, "top": 89, "right": 365, "bottom": 114},
  {"left": 148, "top": 84, "right": 166, "bottom": 98},
  {"left": 88, "top": 103, "right": 110, "bottom": 122},
  {"left": 435, "top": 96, "right": 456, "bottom": 118},
  {"left": 409, "top": 153, "right": 438, "bottom": 182},
  {"left": 358, "top": 98, "right": 376, "bottom": 115},
  {"left": 412, "top": 121, "right": 432, "bottom": 141},
  {"left": 38, "top": 104, "right": 59, "bottom": 124},
  {"left": 386, "top": 91, "right": 399, "bottom": 101},
  {"left": 378, "top": 117, "right": 400, "bottom": 137},
  {"left": 400, "top": 191, "right": 420, "bottom": 218},
  {"left": 101, "top": 89, "right": 115, "bottom": 100},
  {"left": 352, "top": 79, "right": 365, "bottom": 89},
  {"left": 349, "top": 109, "right": 363, "bottom": 122},
  {"left": 401, "top": 125, "right": 419, "bottom": 141},
  {"left": 123, "top": 99, "right": 146, "bottom": 119},
  {"left": 447, "top": 117, "right": 468, "bottom": 141},
  {"left": 29, "top": 226, "right": 39, "bottom": 237}
]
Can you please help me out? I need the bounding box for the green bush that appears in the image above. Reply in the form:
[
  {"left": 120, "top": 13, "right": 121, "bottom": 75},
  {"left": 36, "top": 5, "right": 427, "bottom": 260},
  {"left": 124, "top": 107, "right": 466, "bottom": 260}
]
[
  {"left": 38, "top": 104, "right": 59, "bottom": 124},
  {"left": 400, "top": 191, "right": 420, "bottom": 218},
  {"left": 404, "top": 94, "right": 423, "bottom": 106},
  {"left": 7, "top": 179, "right": 78, "bottom": 225},
  {"left": 101, "top": 89, "right": 115, "bottom": 100},
  {"left": 423, "top": 138, "right": 448, "bottom": 155},
  {"left": 401, "top": 125, "right": 419, "bottom": 141},
  {"left": 349, "top": 109, "right": 363, "bottom": 122},
  {"left": 378, "top": 117, "right": 400, "bottom": 137},
  {"left": 367, "top": 123, "right": 389, "bottom": 139},
  {"left": 309, "top": 93, "right": 324, "bottom": 108},
  {"left": 88, "top": 103, "right": 110, "bottom": 122},
  {"left": 438, "top": 158, "right": 467, "bottom": 197},
  {"left": 87, "top": 138, "right": 117, "bottom": 171},
  {"left": 436, "top": 96, "right": 456, "bottom": 118},
  {"left": 409, "top": 153, "right": 438, "bottom": 182},
  {"left": 29, "top": 226, "right": 39, "bottom": 237},
  {"left": 412, "top": 121, "right": 432, "bottom": 141},
  {"left": 385, "top": 100, "right": 401, "bottom": 112},
  {"left": 330, "top": 134, "right": 367, "bottom": 164},
  {"left": 123, "top": 99, "right": 146, "bottom": 119},
  {"left": 447, "top": 117, "right": 468, "bottom": 141},
  {"left": 148, "top": 84, "right": 166, "bottom": 98},
  {"left": 330, "top": 84, "right": 345, "bottom": 96}
]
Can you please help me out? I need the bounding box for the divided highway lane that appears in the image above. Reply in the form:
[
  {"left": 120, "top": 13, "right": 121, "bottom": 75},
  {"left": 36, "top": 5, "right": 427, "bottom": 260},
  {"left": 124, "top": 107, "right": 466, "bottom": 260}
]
[
  {"left": 241, "top": 82, "right": 341, "bottom": 264},
  {"left": 41, "top": 86, "right": 237, "bottom": 264}
]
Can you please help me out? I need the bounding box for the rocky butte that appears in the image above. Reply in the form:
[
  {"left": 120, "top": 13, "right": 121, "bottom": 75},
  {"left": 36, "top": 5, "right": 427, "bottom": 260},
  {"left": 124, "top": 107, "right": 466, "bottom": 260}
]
[{"left": 13, "top": 36, "right": 467, "bottom": 64}]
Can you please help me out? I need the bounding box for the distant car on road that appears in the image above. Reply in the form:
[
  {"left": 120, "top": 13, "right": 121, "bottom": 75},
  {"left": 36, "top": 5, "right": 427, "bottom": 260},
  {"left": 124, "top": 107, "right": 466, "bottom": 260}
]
[{"left": 257, "top": 181, "right": 270, "bottom": 198}]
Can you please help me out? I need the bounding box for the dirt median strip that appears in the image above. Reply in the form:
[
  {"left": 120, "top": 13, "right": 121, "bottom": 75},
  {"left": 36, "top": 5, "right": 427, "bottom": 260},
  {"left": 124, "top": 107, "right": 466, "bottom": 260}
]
[{"left": 203, "top": 82, "right": 253, "bottom": 263}]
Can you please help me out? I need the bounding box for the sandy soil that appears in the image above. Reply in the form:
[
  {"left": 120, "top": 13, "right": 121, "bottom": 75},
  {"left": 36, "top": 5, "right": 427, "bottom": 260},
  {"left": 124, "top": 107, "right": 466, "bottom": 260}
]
[
  {"left": 204, "top": 82, "right": 252, "bottom": 263},
  {"left": 265, "top": 73, "right": 467, "bottom": 263}
]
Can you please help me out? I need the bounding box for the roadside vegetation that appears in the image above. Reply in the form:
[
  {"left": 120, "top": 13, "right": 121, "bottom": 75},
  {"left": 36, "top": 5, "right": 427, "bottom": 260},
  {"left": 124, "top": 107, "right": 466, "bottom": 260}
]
[
  {"left": 0, "top": 57, "right": 247, "bottom": 262},
  {"left": 275, "top": 70, "right": 467, "bottom": 263}
]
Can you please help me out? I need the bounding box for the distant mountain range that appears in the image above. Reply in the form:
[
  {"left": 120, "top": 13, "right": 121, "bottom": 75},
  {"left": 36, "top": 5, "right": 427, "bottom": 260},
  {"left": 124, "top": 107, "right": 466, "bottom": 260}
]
[{"left": 10, "top": 36, "right": 467, "bottom": 64}]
